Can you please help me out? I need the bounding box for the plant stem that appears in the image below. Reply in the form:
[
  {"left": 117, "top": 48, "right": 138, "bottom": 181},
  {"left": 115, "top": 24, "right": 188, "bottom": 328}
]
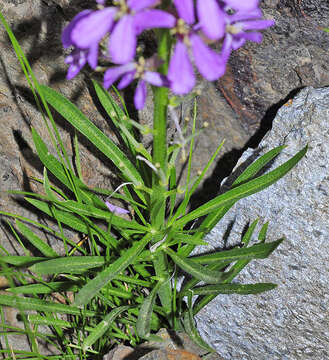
[
  {"left": 150, "top": 29, "right": 173, "bottom": 316},
  {"left": 150, "top": 29, "right": 170, "bottom": 228}
]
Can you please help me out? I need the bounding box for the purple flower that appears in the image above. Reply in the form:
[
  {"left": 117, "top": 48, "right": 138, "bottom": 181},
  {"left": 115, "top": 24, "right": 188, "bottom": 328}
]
[
  {"left": 103, "top": 57, "right": 168, "bottom": 109},
  {"left": 62, "top": 10, "right": 99, "bottom": 79},
  {"left": 105, "top": 201, "right": 130, "bottom": 215},
  {"left": 221, "top": 8, "right": 275, "bottom": 61},
  {"left": 168, "top": 0, "right": 226, "bottom": 95},
  {"left": 68, "top": 1, "right": 175, "bottom": 65}
]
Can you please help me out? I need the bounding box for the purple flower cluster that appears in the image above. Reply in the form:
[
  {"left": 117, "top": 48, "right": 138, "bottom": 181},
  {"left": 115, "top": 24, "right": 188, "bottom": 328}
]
[{"left": 63, "top": 0, "right": 274, "bottom": 108}]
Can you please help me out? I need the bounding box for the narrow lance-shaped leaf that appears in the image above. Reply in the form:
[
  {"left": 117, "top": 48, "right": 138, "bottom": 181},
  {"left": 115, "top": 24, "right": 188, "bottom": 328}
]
[
  {"left": 183, "top": 293, "right": 214, "bottom": 352},
  {"left": 28, "top": 314, "right": 76, "bottom": 329},
  {"left": 25, "top": 197, "right": 117, "bottom": 248},
  {"left": 175, "top": 146, "right": 297, "bottom": 259},
  {"left": 258, "top": 222, "right": 269, "bottom": 243},
  {"left": 93, "top": 80, "right": 127, "bottom": 125},
  {"left": 136, "top": 281, "right": 163, "bottom": 340},
  {"left": 178, "top": 260, "right": 231, "bottom": 298},
  {"left": 30, "top": 256, "right": 106, "bottom": 275},
  {"left": 233, "top": 145, "right": 287, "bottom": 187},
  {"left": 82, "top": 305, "right": 131, "bottom": 351},
  {"left": 16, "top": 220, "right": 58, "bottom": 258},
  {"left": 0, "top": 255, "right": 45, "bottom": 267},
  {"left": 8, "top": 281, "right": 81, "bottom": 295},
  {"left": 241, "top": 219, "right": 259, "bottom": 246},
  {"left": 175, "top": 146, "right": 307, "bottom": 227},
  {"left": 39, "top": 85, "right": 143, "bottom": 187},
  {"left": 0, "top": 294, "right": 95, "bottom": 316},
  {"left": 191, "top": 283, "right": 277, "bottom": 296},
  {"left": 32, "top": 128, "right": 103, "bottom": 207},
  {"left": 189, "top": 239, "right": 283, "bottom": 264},
  {"left": 74, "top": 234, "right": 152, "bottom": 306},
  {"left": 57, "top": 200, "right": 147, "bottom": 231},
  {"left": 165, "top": 248, "right": 226, "bottom": 284}
]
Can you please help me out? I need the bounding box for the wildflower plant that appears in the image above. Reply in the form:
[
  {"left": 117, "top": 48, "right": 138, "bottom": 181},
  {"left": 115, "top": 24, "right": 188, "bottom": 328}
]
[{"left": 0, "top": 1, "right": 307, "bottom": 359}]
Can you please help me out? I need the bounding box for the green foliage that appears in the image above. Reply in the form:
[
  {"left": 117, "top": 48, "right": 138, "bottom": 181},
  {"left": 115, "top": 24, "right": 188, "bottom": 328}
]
[{"left": 0, "top": 10, "right": 307, "bottom": 360}]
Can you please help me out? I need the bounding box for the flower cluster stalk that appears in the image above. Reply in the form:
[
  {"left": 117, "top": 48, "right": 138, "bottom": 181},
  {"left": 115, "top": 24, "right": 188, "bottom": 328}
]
[
  {"left": 0, "top": 1, "right": 309, "bottom": 358},
  {"left": 150, "top": 28, "right": 173, "bottom": 317}
]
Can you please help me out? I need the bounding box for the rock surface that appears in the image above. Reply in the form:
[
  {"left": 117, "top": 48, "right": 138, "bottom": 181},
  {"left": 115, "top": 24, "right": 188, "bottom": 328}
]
[
  {"left": 195, "top": 86, "right": 329, "bottom": 360},
  {"left": 103, "top": 329, "right": 224, "bottom": 360}
]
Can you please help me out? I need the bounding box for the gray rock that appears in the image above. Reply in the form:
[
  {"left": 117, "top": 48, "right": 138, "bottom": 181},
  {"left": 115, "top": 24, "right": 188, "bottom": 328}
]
[{"left": 195, "top": 86, "right": 329, "bottom": 360}]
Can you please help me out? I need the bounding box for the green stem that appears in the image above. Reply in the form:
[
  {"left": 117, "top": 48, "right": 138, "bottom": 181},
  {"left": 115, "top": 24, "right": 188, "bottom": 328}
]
[
  {"left": 150, "top": 29, "right": 171, "bottom": 228},
  {"left": 150, "top": 29, "right": 173, "bottom": 316}
]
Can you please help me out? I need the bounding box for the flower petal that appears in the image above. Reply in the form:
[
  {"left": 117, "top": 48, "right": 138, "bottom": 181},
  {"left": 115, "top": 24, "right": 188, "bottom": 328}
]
[
  {"left": 143, "top": 71, "right": 168, "bottom": 87},
  {"left": 128, "top": 0, "right": 159, "bottom": 12},
  {"left": 241, "top": 19, "right": 275, "bottom": 31},
  {"left": 105, "top": 201, "right": 130, "bottom": 215},
  {"left": 221, "top": 35, "right": 233, "bottom": 62},
  {"left": 229, "top": 8, "right": 262, "bottom": 22},
  {"left": 173, "top": 0, "right": 195, "bottom": 24},
  {"left": 65, "top": 49, "right": 87, "bottom": 79},
  {"left": 103, "top": 63, "right": 136, "bottom": 89},
  {"left": 134, "top": 80, "right": 147, "bottom": 109},
  {"left": 134, "top": 10, "right": 176, "bottom": 35},
  {"left": 168, "top": 40, "right": 195, "bottom": 95},
  {"left": 118, "top": 71, "right": 136, "bottom": 89},
  {"left": 231, "top": 37, "right": 246, "bottom": 50},
  {"left": 224, "top": 0, "right": 259, "bottom": 12},
  {"left": 197, "top": 0, "right": 225, "bottom": 40},
  {"left": 235, "top": 31, "right": 263, "bottom": 44},
  {"left": 71, "top": 8, "right": 116, "bottom": 49},
  {"left": 190, "top": 34, "right": 226, "bottom": 81},
  {"left": 87, "top": 43, "right": 99, "bottom": 69},
  {"left": 110, "top": 15, "right": 137, "bottom": 64},
  {"left": 62, "top": 10, "right": 92, "bottom": 48}
]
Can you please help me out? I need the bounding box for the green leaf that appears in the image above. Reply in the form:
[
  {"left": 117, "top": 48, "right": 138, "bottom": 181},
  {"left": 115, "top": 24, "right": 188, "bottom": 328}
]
[
  {"left": 74, "top": 234, "right": 152, "bottom": 306},
  {"left": 58, "top": 200, "right": 147, "bottom": 231},
  {"left": 177, "top": 146, "right": 294, "bottom": 253},
  {"left": 8, "top": 281, "right": 80, "bottom": 295},
  {"left": 167, "top": 233, "right": 208, "bottom": 247},
  {"left": 191, "top": 283, "right": 277, "bottom": 295},
  {"left": 115, "top": 274, "right": 151, "bottom": 287},
  {"left": 0, "top": 294, "right": 95, "bottom": 316},
  {"left": 241, "top": 219, "right": 259, "bottom": 246},
  {"left": 178, "top": 261, "right": 231, "bottom": 299},
  {"left": 136, "top": 281, "right": 163, "bottom": 340},
  {"left": 189, "top": 239, "right": 283, "bottom": 264},
  {"left": 165, "top": 248, "right": 226, "bottom": 284},
  {"left": 30, "top": 256, "right": 106, "bottom": 275},
  {"left": 258, "top": 222, "right": 269, "bottom": 243},
  {"left": 93, "top": 81, "right": 126, "bottom": 124},
  {"left": 43, "top": 167, "right": 57, "bottom": 201},
  {"left": 28, "top": 314, "right": 73, "bottom": 328},
  {"left": 0, "top": 256, "right": 44, "bottom": 267},
  {"left": 32, "top": 128, "right": 101, "bottom": 206},
  {"left": 183, "top": 294, "right": 214, "bottom": 353},
  {"left": 82, "top": 305, "right": 130, "bottom": 351},
  {"left": 39, "top": 85, "right": 143, "bottom": 186},
  {"left": 25, "top": 198, "right": 117, "bottom": 248},
  {"left": 233, "top": 145, "right": 286, "bottom": 187},
  {"left": 32, "top": 128, "right": 71, "bottom": 188},
  {"left": 175, "top": 146, "right": 307, "bottom": 227},
  {"left": 16, "top": 220, "right": 58, "bottom": 257}
]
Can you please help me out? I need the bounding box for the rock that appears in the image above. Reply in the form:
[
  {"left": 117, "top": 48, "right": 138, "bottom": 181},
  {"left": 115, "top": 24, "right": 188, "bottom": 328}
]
[
  {"left": 103, "top": 329, "right": 224, "bottom": 360},
  {"left": 195, "top": 87, "right": 329, "bottom": 360},
  {"left": 216, "top": 0, "right": 329, "bottom": 135}
]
